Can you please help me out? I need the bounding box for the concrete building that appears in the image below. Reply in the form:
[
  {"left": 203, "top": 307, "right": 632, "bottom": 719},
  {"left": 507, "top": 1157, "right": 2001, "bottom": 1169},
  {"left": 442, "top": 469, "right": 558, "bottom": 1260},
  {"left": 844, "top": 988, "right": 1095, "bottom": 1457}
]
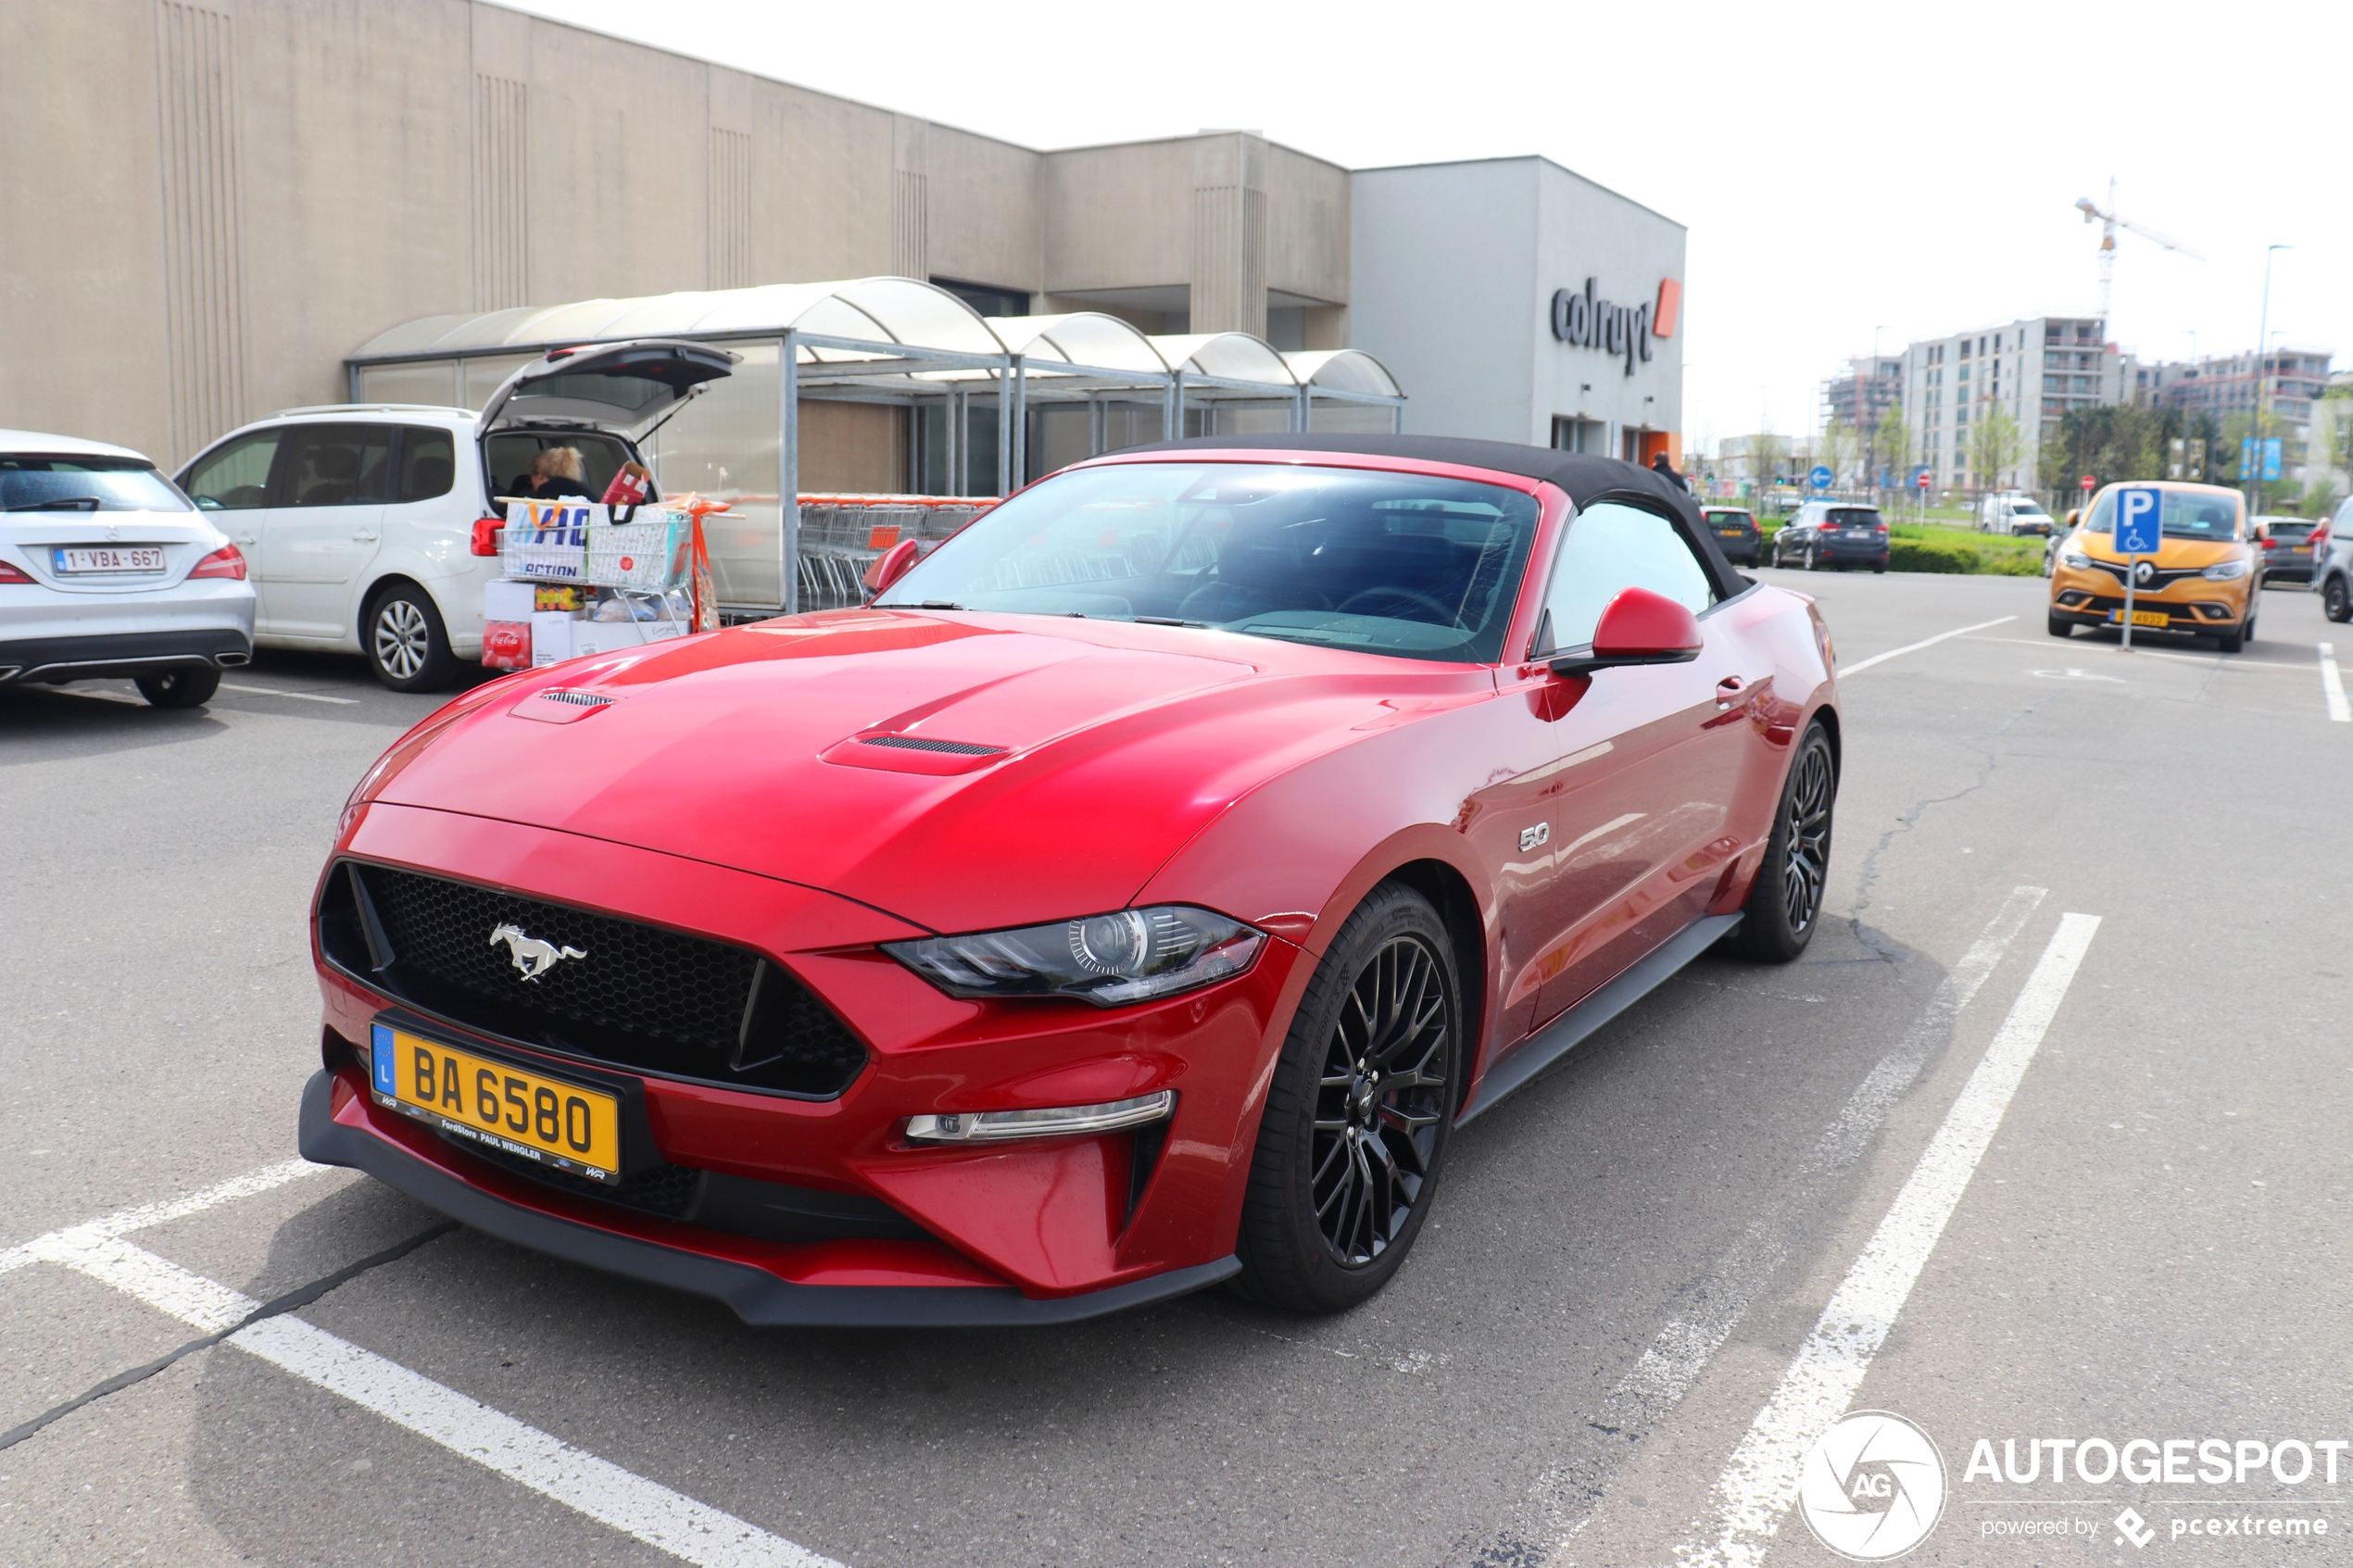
[
  {"left": 2, "top": 0, "right": 1687, "bottom": 491},
  {"left": 1822, "top": 356, "right": 1903, "bottom": 437},
  {"left": 1900, "top": 317, "right": 2132, "bottom": 492},
  {"left": 1352, "top": 158, "right": 1685, "bottom": 464}
]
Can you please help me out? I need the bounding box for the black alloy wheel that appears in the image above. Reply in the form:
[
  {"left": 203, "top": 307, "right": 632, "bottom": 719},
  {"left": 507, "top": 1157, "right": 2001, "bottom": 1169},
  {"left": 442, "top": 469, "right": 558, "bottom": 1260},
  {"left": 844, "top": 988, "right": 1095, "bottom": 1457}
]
[
  {"left": 2324, "top": 575, "right": 2351, "bottom": 623},
  {"left": 1733, "top": 721, "right": 1835, "bottom": 963},
  {"left": 134, "top": 667, "right": 220, "bottom": 708},
  {"left": 1236, "top": 884, "right": 1460, "bottom": 1313}
]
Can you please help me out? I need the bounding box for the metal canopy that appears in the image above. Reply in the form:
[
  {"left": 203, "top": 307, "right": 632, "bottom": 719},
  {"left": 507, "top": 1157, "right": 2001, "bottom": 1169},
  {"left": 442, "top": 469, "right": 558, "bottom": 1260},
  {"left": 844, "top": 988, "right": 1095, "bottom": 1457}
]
[{"left": 346, "top": 277, "right": 1404, "bottom": 614}]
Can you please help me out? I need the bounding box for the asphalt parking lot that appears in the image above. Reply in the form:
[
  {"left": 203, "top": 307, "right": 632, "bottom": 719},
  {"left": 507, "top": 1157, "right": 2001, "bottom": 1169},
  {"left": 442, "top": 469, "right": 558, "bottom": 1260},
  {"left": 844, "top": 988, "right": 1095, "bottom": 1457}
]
[{"left": 5, "top": 572, "right": 2347, "bottom": 1568}]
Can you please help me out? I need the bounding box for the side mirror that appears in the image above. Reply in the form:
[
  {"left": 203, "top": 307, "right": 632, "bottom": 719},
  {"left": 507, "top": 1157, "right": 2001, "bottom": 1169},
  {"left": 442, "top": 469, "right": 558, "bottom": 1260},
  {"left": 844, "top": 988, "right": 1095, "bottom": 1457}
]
[
  {"left": 1549, "top": 586, "right": 1705, "bottom": 680},
  {"left": 863, "top": 538, "right": 924, "bottom": 598}
]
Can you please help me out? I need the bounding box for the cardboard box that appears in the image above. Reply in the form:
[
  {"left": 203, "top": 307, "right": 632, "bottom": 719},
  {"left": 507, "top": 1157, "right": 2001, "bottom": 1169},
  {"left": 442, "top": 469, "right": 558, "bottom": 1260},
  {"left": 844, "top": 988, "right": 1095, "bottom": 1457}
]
[
  {"left": 529, "top": 610, "right": 577, "bottom": 667},
  {"left": 483, "top": 580, "right": 535, "bottom": 620},
  {"left": 570, "top": 619, "right": 686, "bottom": 657}
]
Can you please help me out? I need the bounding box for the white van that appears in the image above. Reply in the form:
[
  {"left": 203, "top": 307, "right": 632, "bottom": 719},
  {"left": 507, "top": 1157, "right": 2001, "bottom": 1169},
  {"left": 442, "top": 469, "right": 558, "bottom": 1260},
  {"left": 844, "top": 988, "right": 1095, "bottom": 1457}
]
[
  {"left": 1978, "top": 492, "right": 2054, "bottom": 536},
  {"left": 172, "top": 340, "right": 735, "bottom": 690}
]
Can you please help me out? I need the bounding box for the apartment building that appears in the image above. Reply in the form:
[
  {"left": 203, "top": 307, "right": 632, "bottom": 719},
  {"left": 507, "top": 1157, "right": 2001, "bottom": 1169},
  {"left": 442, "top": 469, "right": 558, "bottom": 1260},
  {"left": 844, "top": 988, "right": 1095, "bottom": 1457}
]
[
  {"left": 1900, "top": 317, "right": 2131, "bottom": 491},
  {"left": 1822, "top": 356, "right": 1903, "bottom": 433}
]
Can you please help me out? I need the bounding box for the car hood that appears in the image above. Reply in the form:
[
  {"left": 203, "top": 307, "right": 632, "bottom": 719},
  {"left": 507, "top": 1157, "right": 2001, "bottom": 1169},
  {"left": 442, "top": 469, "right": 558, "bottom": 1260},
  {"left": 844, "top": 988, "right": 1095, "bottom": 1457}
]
[{"left": 366, "top": 610, "right": 1479, "bottom": 934}]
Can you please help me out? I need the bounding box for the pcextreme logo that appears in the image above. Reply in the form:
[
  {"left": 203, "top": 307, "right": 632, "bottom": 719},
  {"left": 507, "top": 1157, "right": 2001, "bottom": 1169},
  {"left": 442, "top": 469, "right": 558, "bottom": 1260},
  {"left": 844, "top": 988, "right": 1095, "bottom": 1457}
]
[{"left": 1797, "top": 1411, "right": 1949, "bottom": 1561}]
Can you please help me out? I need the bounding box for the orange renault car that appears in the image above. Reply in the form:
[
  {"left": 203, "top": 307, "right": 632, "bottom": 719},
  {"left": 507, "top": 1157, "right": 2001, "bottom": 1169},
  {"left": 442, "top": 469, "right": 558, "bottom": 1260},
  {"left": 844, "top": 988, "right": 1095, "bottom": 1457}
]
[{"left": 2047, "top": 481, "right": 2259, "bottom": 651}]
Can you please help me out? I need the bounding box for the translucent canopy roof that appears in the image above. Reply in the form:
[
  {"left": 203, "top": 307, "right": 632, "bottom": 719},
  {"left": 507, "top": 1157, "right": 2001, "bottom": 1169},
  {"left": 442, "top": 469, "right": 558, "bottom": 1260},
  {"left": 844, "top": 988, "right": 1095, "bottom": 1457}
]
[
  {"left": 1150, "top": 332, "right": 1298, "bottom": 387},
  {"left": 352, "top": 277, "right": 1001, "bottom": 362},
  {"left": 1283, "top": 349, "right": 1403, "bottom": 398},
  {"left": 986, "top": 313, "right": 1166, "bottom": 375}
]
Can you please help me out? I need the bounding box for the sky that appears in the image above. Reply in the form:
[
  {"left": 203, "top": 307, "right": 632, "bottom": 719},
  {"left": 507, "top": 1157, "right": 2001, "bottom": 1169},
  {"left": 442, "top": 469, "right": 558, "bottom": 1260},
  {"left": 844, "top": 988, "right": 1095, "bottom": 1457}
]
[{"left": 514, "top": 0, "right": 2348, "bottom": 451}]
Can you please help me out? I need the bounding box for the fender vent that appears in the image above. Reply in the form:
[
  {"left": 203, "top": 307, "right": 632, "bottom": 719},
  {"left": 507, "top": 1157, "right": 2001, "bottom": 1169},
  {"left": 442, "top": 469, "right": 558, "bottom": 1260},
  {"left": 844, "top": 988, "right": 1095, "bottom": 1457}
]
[{"left": 541, "top": 688, "right": 616, "bottom": 707}]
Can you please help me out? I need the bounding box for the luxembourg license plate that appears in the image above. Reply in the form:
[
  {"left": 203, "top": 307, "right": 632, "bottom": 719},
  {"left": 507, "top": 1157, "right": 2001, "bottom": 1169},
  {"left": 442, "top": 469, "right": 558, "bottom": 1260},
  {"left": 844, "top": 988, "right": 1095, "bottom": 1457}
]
[
  {"left": 370, "top": 1022, "right": 622, "bottom": 1183},
  {"left": 2111, "top": 608, "right": 2171, "bottom": 628},
  {"left": 1718, "top": 527, "right": 1744, "bottom": 537},
  {"left": 53, "top": 546, "right": 166, "bottom": 574}
]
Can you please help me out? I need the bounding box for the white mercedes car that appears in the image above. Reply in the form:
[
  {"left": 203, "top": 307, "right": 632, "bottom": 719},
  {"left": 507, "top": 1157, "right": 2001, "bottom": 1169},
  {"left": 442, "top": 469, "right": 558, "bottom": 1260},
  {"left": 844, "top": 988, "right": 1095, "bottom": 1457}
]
[{"left": 1, "top": 429, "right": 256, "bottom": 707}]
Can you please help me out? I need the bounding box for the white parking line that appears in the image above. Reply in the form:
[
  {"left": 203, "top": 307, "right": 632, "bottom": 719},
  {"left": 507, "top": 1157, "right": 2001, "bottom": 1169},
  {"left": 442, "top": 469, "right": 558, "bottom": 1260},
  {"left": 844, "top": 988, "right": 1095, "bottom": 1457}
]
[
  {"left": 3, "top": 1159, "right": 841, "bottom": 1568},
  {"left": 1587, "top": 888, "right": 2046, "bottom": 1436},
  {"left": 2320, "top": 643, "right": 2350, "bottom": 722},
  {"left": 219, "top": 682, "right": 362, "bottom": 705},
  {"left": 0, "top": 1157, "right": 321, "bottom": 1276},
  {"left": 1837, "top": 617, "right": 2016, "bottom": 676},
  {"left": 1677, "top": 912, "right": 2100, "bottom": 1568}
]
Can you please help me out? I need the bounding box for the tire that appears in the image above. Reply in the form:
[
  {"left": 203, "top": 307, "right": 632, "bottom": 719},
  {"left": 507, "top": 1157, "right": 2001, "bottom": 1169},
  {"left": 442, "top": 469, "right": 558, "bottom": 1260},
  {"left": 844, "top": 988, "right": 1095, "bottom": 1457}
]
[
  {"left": 1871, "top": 558, "right": 1887, "bottom": 574},
  {"left": 1234, "top": 883, "right": 1461, "bottom": 1314},
  {"left": 365, "top": 583, "right": 459, "bottom": 692},
  {"left": 1804, "top": 545, "right": 1819, "bottom": 571},
  {"left": 134, "top": 667, "right": 220, "bottom": 708},
  {"left": 2324, "top": 575, "right": 2352, "bottom": 623},
  {"left": 1732, "top": 721, "right": 1835, "bottom": 964},
  {"left": 2046, "top": 611, "right": 2074, "bottom": 638}
]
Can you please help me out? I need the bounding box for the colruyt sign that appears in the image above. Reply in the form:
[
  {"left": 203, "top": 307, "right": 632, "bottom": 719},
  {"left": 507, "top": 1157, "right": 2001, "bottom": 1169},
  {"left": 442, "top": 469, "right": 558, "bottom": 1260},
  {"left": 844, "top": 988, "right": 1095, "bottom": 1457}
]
[{"left": 1551, "top": 277, "right": 1681, "bottom": 376}]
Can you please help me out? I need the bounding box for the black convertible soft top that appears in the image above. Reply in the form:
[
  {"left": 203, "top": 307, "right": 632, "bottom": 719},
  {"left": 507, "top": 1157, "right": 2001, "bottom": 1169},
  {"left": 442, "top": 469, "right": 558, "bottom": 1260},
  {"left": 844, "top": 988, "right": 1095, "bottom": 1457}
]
[{"left": 1112, "top": 433, "right": 1745, "bottom": 600}]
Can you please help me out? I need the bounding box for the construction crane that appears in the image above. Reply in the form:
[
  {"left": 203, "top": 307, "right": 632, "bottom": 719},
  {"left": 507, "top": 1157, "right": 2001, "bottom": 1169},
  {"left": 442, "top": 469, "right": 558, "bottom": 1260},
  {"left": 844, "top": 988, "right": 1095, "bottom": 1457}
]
[{"left": 2075, "top": 179, "right": 2203, "bottom": 323}]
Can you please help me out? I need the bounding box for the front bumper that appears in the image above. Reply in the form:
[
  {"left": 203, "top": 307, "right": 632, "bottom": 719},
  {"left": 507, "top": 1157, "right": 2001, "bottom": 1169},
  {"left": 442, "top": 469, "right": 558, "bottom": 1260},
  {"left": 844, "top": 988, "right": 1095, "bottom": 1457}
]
[
  {"left": 2050, "top": 588, "right": 2245, "bottom": 633},
  {"left": 311, "top": 801, "right": 1300, "bottom": 1319},
  {"left": 0, "top": 626, "right": 253, "bottom": 684},
  {"left": 300, "top": 1069, "right": 1237, "bottom": 1325}
]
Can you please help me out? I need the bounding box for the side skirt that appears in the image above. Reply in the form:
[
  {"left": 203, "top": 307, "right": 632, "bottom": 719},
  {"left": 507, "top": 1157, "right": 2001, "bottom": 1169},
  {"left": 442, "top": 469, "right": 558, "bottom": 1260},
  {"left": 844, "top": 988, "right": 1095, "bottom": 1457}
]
[{"left": 1455, "top": 913, "right": 1743, "bottom": 1125}]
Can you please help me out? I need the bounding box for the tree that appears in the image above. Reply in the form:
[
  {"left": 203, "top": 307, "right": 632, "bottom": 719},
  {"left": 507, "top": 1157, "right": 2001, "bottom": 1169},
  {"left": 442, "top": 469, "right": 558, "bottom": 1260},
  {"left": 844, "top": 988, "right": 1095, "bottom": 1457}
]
[
  {"left": 1819, "top": 418, "right": 1858, "bottom": 492},
  {"left": 1747, "top": 430, "right": 1790, "bottom": 493},
  {"left": 1873, "top": 401, "right": 1913, "bottom": 492},
  {"left": 1969, "top": 404, "right": 2025, "bottom": 493}
]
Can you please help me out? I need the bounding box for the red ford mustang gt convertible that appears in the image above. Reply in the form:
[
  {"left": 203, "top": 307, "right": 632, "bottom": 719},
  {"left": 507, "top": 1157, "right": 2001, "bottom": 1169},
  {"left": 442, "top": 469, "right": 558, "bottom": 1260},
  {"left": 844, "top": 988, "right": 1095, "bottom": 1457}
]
[{"left": 300, "top": 435, "right": 1840, "bottom": 1325}]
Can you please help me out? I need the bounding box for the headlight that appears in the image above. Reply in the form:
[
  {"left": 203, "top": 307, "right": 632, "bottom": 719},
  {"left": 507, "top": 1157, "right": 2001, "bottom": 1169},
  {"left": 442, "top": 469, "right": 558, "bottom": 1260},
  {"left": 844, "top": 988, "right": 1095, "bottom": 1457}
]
[
  {"left": 2061, "top": 551, "right": 2092, "bottom": 569},
  {"left": 2202, "top": 559, "right": 2249, "bottom": 581},
  {"left": 885, "top": 906, "right": 1266, "bottom": 1007}
]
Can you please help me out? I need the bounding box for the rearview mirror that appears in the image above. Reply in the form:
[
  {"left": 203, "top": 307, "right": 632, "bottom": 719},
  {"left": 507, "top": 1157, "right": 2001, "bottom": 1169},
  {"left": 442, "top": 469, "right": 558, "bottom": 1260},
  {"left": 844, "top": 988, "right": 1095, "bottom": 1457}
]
[
  {"left": 1549, "top": 587, "right": 1705, "bottom": 680},
  {"left": 864, "top": 538, "right": 924, "bottom": 598}
]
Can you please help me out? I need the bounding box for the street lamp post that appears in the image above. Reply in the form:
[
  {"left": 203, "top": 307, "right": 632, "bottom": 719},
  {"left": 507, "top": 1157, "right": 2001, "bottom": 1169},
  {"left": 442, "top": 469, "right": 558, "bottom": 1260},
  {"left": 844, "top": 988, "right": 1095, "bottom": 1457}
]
[{"left": 2253, "top": 245, "right": 2290, "bottom": 513}]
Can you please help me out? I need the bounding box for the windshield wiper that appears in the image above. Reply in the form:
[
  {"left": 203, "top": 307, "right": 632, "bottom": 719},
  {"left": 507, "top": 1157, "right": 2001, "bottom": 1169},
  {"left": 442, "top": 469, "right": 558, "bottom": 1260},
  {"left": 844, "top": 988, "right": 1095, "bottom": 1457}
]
[
  {"left": 1133, "top": 615, "right": 1208, "bottom": 629},
  {"left": 875, "top": 600, "right": 966, "bottom": 610},
  {"left": 6, "top": 496, "right": 102, "bottom": 511}
]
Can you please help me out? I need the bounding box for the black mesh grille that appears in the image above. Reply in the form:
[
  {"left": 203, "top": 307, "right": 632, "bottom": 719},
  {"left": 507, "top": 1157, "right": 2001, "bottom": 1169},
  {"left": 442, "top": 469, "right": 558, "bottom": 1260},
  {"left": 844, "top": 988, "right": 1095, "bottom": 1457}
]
[
  {"left": 324, "top": 862, "right": 867, "bottom": 1098},
  {"left": 861, "top": 734, "right": 1003, "bottom": 756}
]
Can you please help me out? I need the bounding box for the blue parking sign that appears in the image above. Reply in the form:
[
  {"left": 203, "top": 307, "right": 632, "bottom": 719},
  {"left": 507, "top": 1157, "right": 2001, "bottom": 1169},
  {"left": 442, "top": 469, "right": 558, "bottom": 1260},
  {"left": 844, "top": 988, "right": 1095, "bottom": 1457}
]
[{"left": 2114, "top": 485, "right": 2163, "bottom": 554}]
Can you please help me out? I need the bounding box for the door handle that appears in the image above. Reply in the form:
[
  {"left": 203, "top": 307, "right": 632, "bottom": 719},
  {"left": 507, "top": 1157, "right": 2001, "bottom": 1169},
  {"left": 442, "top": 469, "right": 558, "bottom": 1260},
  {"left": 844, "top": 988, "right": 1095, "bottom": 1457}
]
[
  {"left": 351, "top": 532, "right": 378, "bottom": 543},
  {"left": 233, "top": 533, "right": 258, "bottom": 546}
]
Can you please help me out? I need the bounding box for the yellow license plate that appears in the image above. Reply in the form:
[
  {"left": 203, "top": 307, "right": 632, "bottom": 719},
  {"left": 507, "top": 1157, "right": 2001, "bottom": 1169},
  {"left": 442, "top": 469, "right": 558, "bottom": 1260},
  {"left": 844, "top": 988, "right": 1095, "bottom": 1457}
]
[
  {"left": 2111, "top": 608, "right": 2171, "bottom": 628},
  {"left": 370, "top": 1022, "right": 622, "bottom": 1183}
]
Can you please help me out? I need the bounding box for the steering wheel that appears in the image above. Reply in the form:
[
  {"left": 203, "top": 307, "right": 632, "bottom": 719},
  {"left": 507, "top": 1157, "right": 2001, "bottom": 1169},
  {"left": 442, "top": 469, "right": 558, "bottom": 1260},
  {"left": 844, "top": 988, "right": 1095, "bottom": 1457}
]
[{"left": 1337, "top": 585, "right": 1465, "bottom": 628}]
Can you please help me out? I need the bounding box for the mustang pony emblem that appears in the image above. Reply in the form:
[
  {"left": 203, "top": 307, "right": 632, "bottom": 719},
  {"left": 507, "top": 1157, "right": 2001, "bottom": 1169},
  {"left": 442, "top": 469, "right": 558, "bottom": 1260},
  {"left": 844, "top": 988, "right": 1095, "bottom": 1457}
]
[{"left": 489, "top": 922, "right": 586, "bottom": 982}]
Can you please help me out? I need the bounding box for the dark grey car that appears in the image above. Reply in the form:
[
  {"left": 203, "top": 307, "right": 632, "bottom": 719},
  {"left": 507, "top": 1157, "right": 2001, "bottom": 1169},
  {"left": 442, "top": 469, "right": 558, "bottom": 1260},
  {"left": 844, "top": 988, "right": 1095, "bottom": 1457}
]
[
  {"left": 1700, "top": 506, "right": 1762, "bottom": 567},
  {"left": 1771, "top": 502, "right": 1889, "bottom": 572}
]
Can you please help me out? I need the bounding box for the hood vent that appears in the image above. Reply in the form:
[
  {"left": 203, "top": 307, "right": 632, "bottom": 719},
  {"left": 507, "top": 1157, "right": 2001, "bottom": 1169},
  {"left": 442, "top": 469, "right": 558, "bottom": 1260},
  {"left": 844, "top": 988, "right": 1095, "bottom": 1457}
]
[
  {"left": 510, "top": 687, "right": 621, "bottom": 725},
  {"left": 819, "top": 730, "right": 1010, "bottom": 776},
  {"left": 858, "top": 734, "right": 1001, "bottom": 757}
]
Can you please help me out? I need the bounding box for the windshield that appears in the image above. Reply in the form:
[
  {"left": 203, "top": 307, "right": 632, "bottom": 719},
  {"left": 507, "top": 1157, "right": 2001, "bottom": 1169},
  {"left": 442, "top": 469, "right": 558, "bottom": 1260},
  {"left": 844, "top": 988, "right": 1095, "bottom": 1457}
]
[
  {"left": 1825, "top": 508, "right": 1881, "bottom": 527},
  {"left": 2010, "top": 502, "right": 2049, "bottom": 517},
  {"left": 2084, "top": 490, "right": 2242, "bottom": 542},
  {"left": 1705, "top": 510, "right": 1754, "bottom": 524},
  {"left": 2261, "top": 521, "right": 2314, "bottom": 541},
  {"left": 0, "top": 456, "right": 191, "bottom": 512},
  {"left": 876, "top": 461, "right": 1542, "bottom": 664}
]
